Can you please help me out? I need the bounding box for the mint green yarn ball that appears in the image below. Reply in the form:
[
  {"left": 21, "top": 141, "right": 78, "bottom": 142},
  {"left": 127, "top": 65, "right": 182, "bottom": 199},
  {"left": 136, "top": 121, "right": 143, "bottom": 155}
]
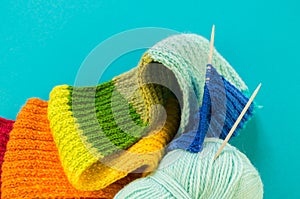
[{"left": 115, "top": 138, "right": 263, "bottom": 199}]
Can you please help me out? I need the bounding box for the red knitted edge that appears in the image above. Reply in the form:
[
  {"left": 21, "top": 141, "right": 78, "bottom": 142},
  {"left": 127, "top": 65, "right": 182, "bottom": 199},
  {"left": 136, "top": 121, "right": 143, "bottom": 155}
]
[{"left": 0, "top": 117, "right": 14, "bottom": 197}]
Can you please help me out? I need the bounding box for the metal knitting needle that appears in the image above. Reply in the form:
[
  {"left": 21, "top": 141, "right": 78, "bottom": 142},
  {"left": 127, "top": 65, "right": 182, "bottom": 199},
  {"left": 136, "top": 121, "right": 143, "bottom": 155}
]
[
  {"left": 208, "top": 24, "right": 215, "bottom": 64},
  {"left": 213, "top": 83, "right": 262, "bottom": 160}
]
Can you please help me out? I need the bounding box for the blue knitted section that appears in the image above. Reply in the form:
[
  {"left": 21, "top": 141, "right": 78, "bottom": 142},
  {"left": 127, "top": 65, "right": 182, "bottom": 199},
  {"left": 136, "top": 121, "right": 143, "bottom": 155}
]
[
  {"left": 168, "top": 65, "right": 254, "bottom": 153},
  {"left": 186, "top": 85, "right": 210, "bottom": 153},
  {"left": 217, "top": 76, "right": 254, "bottom": 139}
]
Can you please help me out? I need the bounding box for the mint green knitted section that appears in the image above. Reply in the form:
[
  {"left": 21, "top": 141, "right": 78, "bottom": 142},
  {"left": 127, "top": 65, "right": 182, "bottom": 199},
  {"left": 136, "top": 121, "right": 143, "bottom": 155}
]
[
  {"left": 114, "top": 138, "right": 263, "bottom": 199},
  {"left": 142, "top": 34, "right": 249, "bottom": 135},
  {"left": 67, "top": 80, "right": 147, "bottom": 157}
]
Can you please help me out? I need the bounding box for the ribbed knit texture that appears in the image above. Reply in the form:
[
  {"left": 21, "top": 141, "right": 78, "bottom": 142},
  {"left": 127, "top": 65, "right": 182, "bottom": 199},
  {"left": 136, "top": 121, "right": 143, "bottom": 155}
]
[
  {"left": 48, "top": 83, "right": 180, "bottom": 191},
  {"left": 168, "top": 65, "right": 254, "bottom": 152},
  {"left": 1, "top": 99, "right": 144, "bottom": 199},
  {"left": 0, "top": 117, "right": 14, "bottom": 197},
  {"left": 47, "top": 33, "right": 248, "bottom": 190},
  {"left": 115, "top": 138, "right": 263, "bottom": 199}
]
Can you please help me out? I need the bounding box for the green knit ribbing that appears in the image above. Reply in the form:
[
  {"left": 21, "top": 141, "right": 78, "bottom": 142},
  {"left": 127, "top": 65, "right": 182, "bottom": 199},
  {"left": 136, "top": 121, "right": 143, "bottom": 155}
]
[{"left": 67, "top": 80, "right": 147, "bottom": 157}]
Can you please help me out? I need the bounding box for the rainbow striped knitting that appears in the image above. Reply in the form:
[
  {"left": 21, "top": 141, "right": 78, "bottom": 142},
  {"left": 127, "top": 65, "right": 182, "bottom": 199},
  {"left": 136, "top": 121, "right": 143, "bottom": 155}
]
[
  {"left": 48, "top": 72, "right": 180, "bottom": 190},
  {"left": 48, "top": 34, "right": 249, "bottom": 190},
  {"left": 0, "top": 117, "right": 14, "bottom": 197}
]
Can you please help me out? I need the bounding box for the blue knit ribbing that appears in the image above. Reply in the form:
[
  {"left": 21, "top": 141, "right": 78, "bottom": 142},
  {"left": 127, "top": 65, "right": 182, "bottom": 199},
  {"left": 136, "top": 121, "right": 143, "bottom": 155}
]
[
  {"left": 168, "top": 65, "right": 254, "bottom": 153},
  {"left": 187, "top": 85, "right": 210, "bottom": 153}
]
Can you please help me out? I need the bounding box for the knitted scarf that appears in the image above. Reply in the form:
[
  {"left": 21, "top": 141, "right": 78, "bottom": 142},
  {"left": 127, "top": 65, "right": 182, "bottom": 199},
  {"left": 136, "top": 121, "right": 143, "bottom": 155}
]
[{"left": 47, "top": 34, "right": 249, "bottom": 191}]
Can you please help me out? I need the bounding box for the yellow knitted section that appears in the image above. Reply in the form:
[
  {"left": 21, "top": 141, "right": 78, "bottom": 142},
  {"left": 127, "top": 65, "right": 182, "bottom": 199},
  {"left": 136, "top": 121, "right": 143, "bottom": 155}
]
[
  {"left": 49, "top": 85, "right": 180, "bottom": 191},
  {"left": 48, "top": 85, "right": 102, "bottom": 190},
  {"left": 136, "top": 52, "right": 165, "bottom": 124},
  {"left": 139, "top": 52, "right": 153, "bottom": 66}
]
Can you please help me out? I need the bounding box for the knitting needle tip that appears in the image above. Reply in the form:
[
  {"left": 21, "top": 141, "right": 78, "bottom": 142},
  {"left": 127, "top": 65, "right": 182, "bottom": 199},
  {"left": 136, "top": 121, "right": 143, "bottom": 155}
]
[
  {"left": 257, "top": 83, "right": 262, "bottom": 90},
  {"left": 213, "top": 83, "right": 262, "bottom": 161},
  {"left": 208, "top": 25, "right": 215, "bottom": 64}
]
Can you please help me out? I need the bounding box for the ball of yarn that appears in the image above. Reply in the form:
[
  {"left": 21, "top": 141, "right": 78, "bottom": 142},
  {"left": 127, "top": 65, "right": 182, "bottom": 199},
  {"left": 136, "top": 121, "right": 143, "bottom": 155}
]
[{"left": 115, "top": 138, "right": 263, "bottom": 199}]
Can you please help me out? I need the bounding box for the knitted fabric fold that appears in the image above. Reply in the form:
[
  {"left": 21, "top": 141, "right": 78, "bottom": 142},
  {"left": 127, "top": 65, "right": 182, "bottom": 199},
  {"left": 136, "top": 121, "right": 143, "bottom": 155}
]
[
  {"left": 0, "top": 99, "right": 145, "bottom": 199},
  {"left": 140, "top": 34, "right": 248, "bottom": 135},
  {"left": 48, "top": 88, "right": 180, "bottom": 191},
  {"left": 47, "top": 33, "right": 247, "bottom": 190},
  {"left": 0, "top": 117, "right": 14, "bottom": 197}
]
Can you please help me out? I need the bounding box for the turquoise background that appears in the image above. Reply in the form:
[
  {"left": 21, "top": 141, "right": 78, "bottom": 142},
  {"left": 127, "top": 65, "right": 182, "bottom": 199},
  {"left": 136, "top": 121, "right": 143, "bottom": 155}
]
[{"left": 0, "top": 1, "right": 299, "bottom": 198}]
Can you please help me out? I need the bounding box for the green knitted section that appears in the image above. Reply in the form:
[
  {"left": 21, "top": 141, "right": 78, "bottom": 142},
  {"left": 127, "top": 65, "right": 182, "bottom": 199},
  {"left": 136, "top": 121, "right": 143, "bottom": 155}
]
[{"left": 67, "top": 80, "right": 147, "bottom": 157}]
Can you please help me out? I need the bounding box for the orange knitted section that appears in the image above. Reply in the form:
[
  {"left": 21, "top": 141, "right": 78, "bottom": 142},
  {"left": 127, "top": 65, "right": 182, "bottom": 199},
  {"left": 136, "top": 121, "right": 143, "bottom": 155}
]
[{"left": 1, "top": 98, "right": 141, "bottom": 199}]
